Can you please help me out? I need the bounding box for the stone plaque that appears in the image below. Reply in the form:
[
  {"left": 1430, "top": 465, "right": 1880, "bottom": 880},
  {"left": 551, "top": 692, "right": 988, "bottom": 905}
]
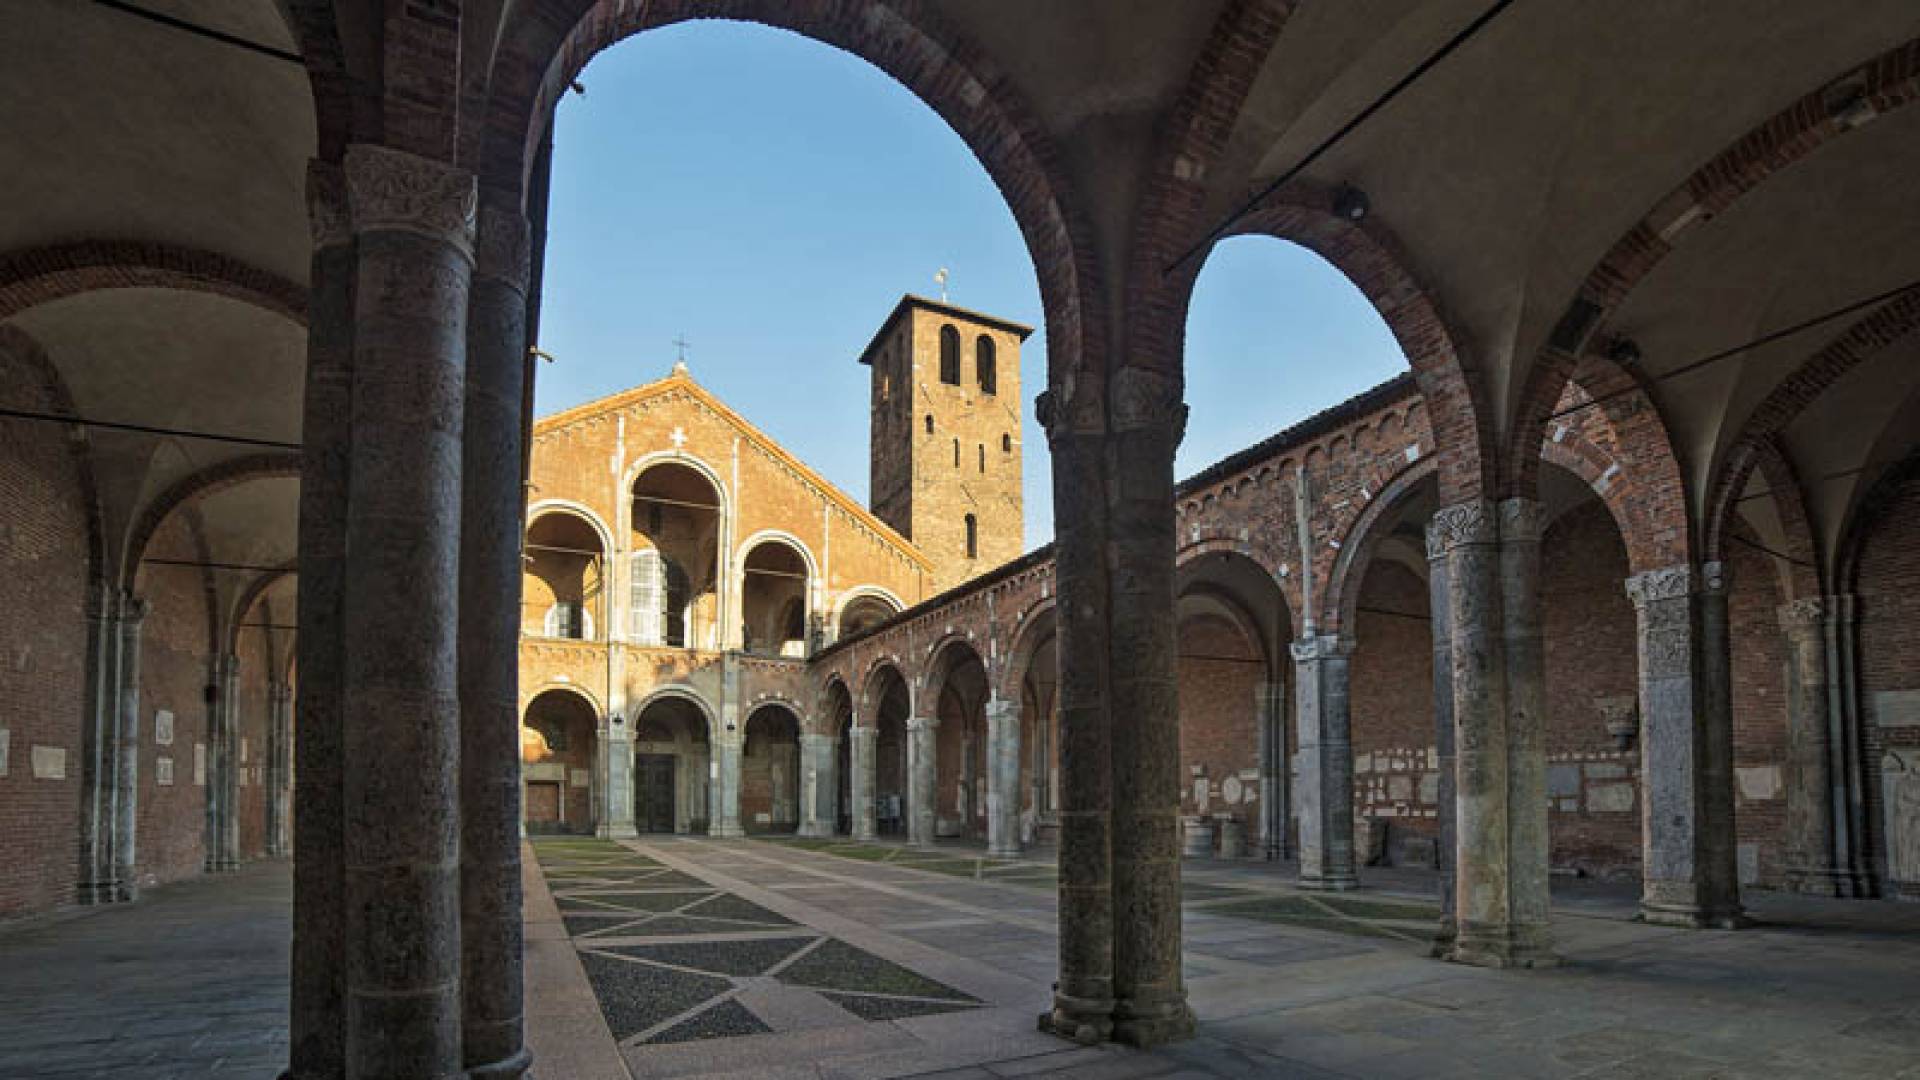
[
  {"left": 0, "top": 727, "right": 9, "bottom": 777},
  {"left": 1547, "top": 763, "right": 1582, "bottom": 798},
  {"left": 156, "top": 756, "right": 174, "bottom": 787},
  {"left": 241, "top": 737, "right": 249, "bottom": 764},
  {"left": 30, "top": 744, "right": 66, "bottom": 780},
  {"left": 194, "top": 743, "right": 206, "bottom": 786},
  {"left": 1872, "top": 690, "right": 1920, "bottom": 729},
  {"left": 1222, "top": 776, "right": 1244, "bottom": 804},
  {"left": 1882, "top": 753, "right": 1920, "bottom": 885},
  {"left": 570, "top": 768, "right": 591, "bottom": 788},
  {"left": 154, "top": 709, "right": 174, "bottom": 746},
  {"left": 1588, "top": 783, "right": 1635, "bottom": 813},
  {"left": 1736, "top": 765, "right": 1782, "bottom": 801},
  {"left": 1192, "top": 777, "right": 1209, "bottom": 811},
  {"left": 1387, "top": 775, "right": 1413, "bottom": 802}
]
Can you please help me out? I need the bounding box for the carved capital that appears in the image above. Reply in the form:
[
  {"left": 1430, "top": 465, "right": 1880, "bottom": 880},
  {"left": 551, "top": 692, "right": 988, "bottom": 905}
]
[
  {"left": 1498, "top": 498, "right": 1544, "bottom": 543},
  {"left": 1035, "top": 375, "right": 1104, "bottom": 445},
  {"left": 1289, "top": 634, "right": 1351, "bottom": 662},
  {"left": 1426, "top": 501, "right": 1497, "bottom": 556},
  {"left": 1109, "top": 366, "right": 1187, "bottom": 444},
  {"left": 1625, "top": 564, "right": 1692, "bottom": 609},
  {"left": 1777, "top": 597, "right": 1827, "bottom": 633},
  {"left": 474, "top": 203, "right": 531, "bottom": 291},
  {"left": 306, "top": 159, "right": 351, "bottom": 251},
  {"left": 342, "top": 144, "right": 477, "bottom": 257},
  {"left": 907, "top": 715, "right": 939, "bottom": 733},
  {"left": 1700, "top": 560, "right": 1729, "bottom": 595},
  {"left": 118, "top": 592, "right": 149, "bottom": 625}
]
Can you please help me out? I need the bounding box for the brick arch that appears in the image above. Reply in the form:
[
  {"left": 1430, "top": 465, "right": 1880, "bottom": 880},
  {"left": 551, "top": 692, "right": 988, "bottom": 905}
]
[
  {"left": 1548, "top": 356, "right": 1692, "bottom": 570},
  {"left": 997, "top": 595, "right": 1057, "bottom": 705},
  {"left": 1704, "top": 289, "right": 1920, "bottom": 582},
  {"left": 526, "top": 681, "right": 607, "bottom": 724},
  {"left": 1702, "top": 436, "right": 1823, "bottom": 602},
  {"left": 920, "top": 632, "right": 988, "bottom": 717},
  {"left": 1508, "top": 36, "right": 1920, "bottom": 498},
  {"left": 857, "top": 654, "right": 910, "bottom": 720},
  {"left": 1323, "top": 455, "right": 1438, "bottom": 637},
  {"left": 121, "top": 452, "right": 303, "bottom": 588},
  {"left": 1538, "top": 440, "right": 1649, "bottom": 574},
  {"left": 0, "top": 241, "right": 306, "bottom": 325},
  {"left": 228, "top": 562, "right": 297, "bottom": 656},
  {"left": 283, "top": 0, "right": 357, "bottom": 161},
  {"left": 478, "top": 0, "right": 1106, "bottom": 397},
  {"left": 1838, "top": 449, "right": 1920, "bottom": 592},
  {"left": 0, "top": 324, "right": 107, "bottom": 605}
]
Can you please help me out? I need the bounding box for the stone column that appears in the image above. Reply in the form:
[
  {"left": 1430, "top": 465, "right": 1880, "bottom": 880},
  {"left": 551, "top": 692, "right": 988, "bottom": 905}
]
[
  {"left": 1781, "top": 595, "right": 1844, "bottom": 895},
  {"left": 338, "top": 142, "right": 475, "bottom": 1077},
  {"left": 112, "top": 594, "right": 146, "bottom": 901},
  {"left": 1628, "top": 562, "right": 1742, "bottom": 928},
  {"left": 849, "top": 723, "right": 877, "bottom": 841},
  {"left": 1104, "top": 367, "right": 1192, "bottom": 1047},
  {"left": 78, "top": 582, "right": 120, "bottom": 903},
  {"left": 1038, "top": 392, "right": 1114, "bottom": 1045},
  {"left": 1256, "top": 680, "right": 1286, "bottom": 861},
  {"left": 289, "top": 157, "right": 354, "bottom": 1080},
  {"left": 1431, "top": 500, "right": 1556, "bottom": 968},
  {"left": 985, "top": 699, "right": 1022, "bottom": 857},
  {"left": 1496, "top": 500, "right": 1553, "bottom": 959},
  {"left": 211, "top": 653, "right": 241, "bottom": 872},
  {"left": 1425, "top": 529, "right": 1457, "bottom": 954},
  {"left": 906, "top": 715, "right": 939, "bottom": 846},
  {"left": 459, "top": 198, "right": 532, "bottom": 1076},
  {"left": 1823, "top": 595, "right": 1873, "bottom": 895},
  {"left": 600, "top": 717, "right": 637, "bottom": 839},
  {"left": 266, "top": 683, "right": 291, "bottom": 858},
  {"left": 1293, "top": 635, "right": 1357, "bottom": 890},
  {"left": 710, "top": 734, "right": 744, "bottom": 837},
  {"left": 798, "top": 733, "right": 837, "bottom": 838}
]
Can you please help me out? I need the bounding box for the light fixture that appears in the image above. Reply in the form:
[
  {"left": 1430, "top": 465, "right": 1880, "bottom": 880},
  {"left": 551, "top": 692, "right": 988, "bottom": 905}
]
[
  {"left": 1332, "top": 185, "right": 1370, "bottom": 223},
  {"left": 1606, "top": 337, "right": 1643, "bottom": 368}
]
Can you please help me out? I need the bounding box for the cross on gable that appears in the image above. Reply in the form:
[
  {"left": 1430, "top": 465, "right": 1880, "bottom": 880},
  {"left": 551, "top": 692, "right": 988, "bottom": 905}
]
[{"left": 670, "top": 427, "right": 687, "bottom": 449}]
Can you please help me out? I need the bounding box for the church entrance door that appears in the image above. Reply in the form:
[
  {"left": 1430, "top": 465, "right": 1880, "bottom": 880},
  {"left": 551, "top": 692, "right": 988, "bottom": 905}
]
[{"left": 636, "top": 753, "right": 677, "bottom": 833}]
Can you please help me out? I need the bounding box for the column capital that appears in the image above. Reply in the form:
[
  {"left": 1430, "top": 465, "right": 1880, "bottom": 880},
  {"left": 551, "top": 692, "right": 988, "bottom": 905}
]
[
  {"left": 1700, "top": 560, "right": 1729, "bottom": 595},
  {"left": 984, "top": 698, "right": 1020, "bottom": 721},
  {"left": 474, "top": 202, "right": 531, "bottom": 292},
  {"left": 1109, "top": 366, "right": 1188, "bottom": 446},
  {"left": 1426, "top": 500, "right": 1499, "bottom": 556},
  {"left": 1777, "top": 596, "right": 1827, "bottom": 633},
  {"left": 907, "top": 715, "right": 939, "bottom": 733},
  {"left": 1290, "top": 634, "right": 1352, "bottom": 662},
  {"left": 118, "top": 592, "right": 149, "bottom": 625},
  {"left": 847, "top": 723, "right": 876, "bottom": 743},
  {"left": 799, "top": 731, "right": 835, "bottom": 750},
  {"left": 307, "top": 158, "right": 352, "bottom": 251},
  {"left": 1497, "top": 497, "right": 1545, "bottom": 543},
  {"left": 342, "top": 144, "right": 477, "bottom": 257},
  {"left": 1624, "top": 563, "right": 1694, "bottom": 610}
]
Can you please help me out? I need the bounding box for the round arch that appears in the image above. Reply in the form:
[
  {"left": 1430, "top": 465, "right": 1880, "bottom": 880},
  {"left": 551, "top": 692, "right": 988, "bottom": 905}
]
[
  {"left": 1325, "top": 456, "right": 1440, "bottom": 637},
  {"left": 527, "top": 499, "right": 616, "bottom": 558},
  {"left": 629, "top": 685, "right": 718, "bottom": 737},
  {"left": 521, "top": 686, "right": 604, "bottom": 835},
  {"left": 858, "top": 655, "right": 911, "bottom": 719},
  {"left": 737, "top": 529, "right": 818, "bottom": 656},
  {"left": 831, "top": 585, "right": 905, "bottom": 641}
]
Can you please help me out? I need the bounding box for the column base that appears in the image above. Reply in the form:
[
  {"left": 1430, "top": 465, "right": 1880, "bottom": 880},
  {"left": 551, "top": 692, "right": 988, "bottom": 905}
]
[
  {"left": 595, "top": 824, "right": 639, "bottom": 840},
  {"left": 75, "top": 879, "right": 121, "bottom": 905},
  {"left": 988, "top": 843, "right": 1023, "bottom": 859},
  {"left": 708, "top": 824, "right": 745, "bottom": 838},
  {"left": 1427, "top": 915, "right": 1457, "bottom": 959},
  {"left": 796, "top": 822, "right": 835, "bottom": 839},
  {"left": 1298, "top": 869, "right": 1360, "bottom": 892},
  {"left": 1112, "top": 993, "right": 1196, "bottom": 1048},
  {"left": 853, "top": 827, "right": 878, "bottom": 843},
  {"left": 1038, "top": 992, "right": 1114, "bottom": 1045},
  {"left": 466, "top": 1046, "right": 533, "bottom": 1078},
  {"left": 1447, "top": 922, "right": 1558, "bottom": 969},
  {"left": 1787, "top": 867, "right": 1871, "bottom": 899},
  {"left": 1639, "top": 899, "right": 1748, "bottom": 930}
]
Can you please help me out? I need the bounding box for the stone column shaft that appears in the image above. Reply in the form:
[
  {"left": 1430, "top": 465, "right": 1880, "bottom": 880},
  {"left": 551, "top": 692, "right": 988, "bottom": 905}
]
[
  {"left": 986, "top": 700, "right": 1022, "bottom": 857},
  {"left": 710, "top": 738, "right": 744, "bottom": 837},
  {"left": 906, "top": 716, "right": 939, "bottom": 846},
  {"left": 266, "top": 683, "right": 291, "bottom": 858},
  {"left": 1293, "top": 636, "right": 1357, "bottom": 890},
  {"left": 1781, "top": 594, "right": 1854, "bottom": 895},
  {"left": 289, "top": 158, "right": 353, "bottom": 1080},
  {"left": 339, "top": 143, "right": 476, "bottom": 1078},
  {"left": 459, "top": 200, "right": 532, "bottom": 1076},
  {"left": 112, "top": 594, "right": 146, "bottom": 901},
  {"left": 600, "top": 721, "right": 637, "bottom": 839},
  {"left": 78, "top": 585, "right": 119, "bottom": 903},
  {"left": 1629, "top": 562, "right": 1741, "bottom": 928},
  {"left": 1256, "top": 680, "right": 1286, "bottom": 861},
  {"left": 1823, "top": 596, "right": 1873, "bottom": 895},
  {"left": 849, "top": 724, "right": 877, "bottom": 841},
  {"left": 1103, "top": 368, "right": 1193, "bottom": 1047},
  {"left": 1496, "top": 500, "right": 1552, "bottom": 958},
  {"left": 798, "top": 733, "right": 837, "bottom": 838},
  {"left": 211, "top": 654, "right": 241, "bottom": 871},
  {"left": 1425, "top": 538, "right": 1458, "bottom": 953},
  {"left": 1040, "top": 420, "right": 1114, "bottom": 1045}
]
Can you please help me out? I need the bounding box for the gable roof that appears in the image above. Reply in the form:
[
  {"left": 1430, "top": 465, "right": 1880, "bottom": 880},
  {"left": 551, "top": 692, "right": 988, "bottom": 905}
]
[{"left": 534, "top": 367, "right": 934, "bottom": 573}]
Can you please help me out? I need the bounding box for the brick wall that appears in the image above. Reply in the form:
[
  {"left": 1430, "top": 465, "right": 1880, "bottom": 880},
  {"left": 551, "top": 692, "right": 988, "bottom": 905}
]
[
  {"left": 1349, "top": 560, "right": 1440, "bottom": 842},
  {"left": 1176, "top": 613, "right": 1262, "bottom": 822},
  {"left": 133, "top": 537, "right": 213, "bottom": 892},
  {"left": 1857, "top": 472, "right": 1920, "bottom": 897},
  {"left": 1727, "top": 531, "right": 1791, "bottom": 887},
  {"left": 0, "top": 340, "right": 91, "bottom": 918},
  {"left": 1540, "top": 499, "right": 1641, "bottom": 880},
  {"left": 740, "top": 706, "right": 799, "bottom": 831}
]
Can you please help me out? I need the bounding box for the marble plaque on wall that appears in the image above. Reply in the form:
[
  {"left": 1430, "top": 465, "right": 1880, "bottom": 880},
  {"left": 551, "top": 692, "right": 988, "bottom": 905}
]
[
  {"left": 0, "top": 727, "right": 9, "bottom": 777},
  {"left": 194, "top": 743, "right": 206, "bottom": 786},
  {"left": 154, "top": 710, "right": 174, "bottom": 746},
  {"left": 1873, "top": 690, "right": 1920, "bottom": 729},
  {"left": 156, "top": 757, "right": 174, "bottom": 786},
  {"left": 31, "top": 745, "right": 66, "bottom": 780},
  {"left": 1882, "top": 752, "right": 1920, "bottom": 884}
]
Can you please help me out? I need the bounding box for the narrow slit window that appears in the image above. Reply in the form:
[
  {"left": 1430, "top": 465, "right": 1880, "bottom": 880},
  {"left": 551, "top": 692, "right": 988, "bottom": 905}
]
[
  {"left": 975, "top": 335, "right": 996, "bottom": 395},
  {"left": 964, "top": 514, "right": 978, "bottom": 559}
]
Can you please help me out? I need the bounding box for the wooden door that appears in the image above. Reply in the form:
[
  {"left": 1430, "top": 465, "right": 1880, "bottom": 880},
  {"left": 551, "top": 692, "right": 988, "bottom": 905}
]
[
  {"left": 526, "top": 782, "right": 562, "bottom": 831},
  {"left": 635, "top": 753, "right": 676, "bottom": 833}
]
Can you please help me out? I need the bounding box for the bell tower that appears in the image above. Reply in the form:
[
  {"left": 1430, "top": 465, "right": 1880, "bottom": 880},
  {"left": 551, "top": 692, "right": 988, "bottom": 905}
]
[{"left": 860, "top": 294, "right": 1030, "bottom": 592}]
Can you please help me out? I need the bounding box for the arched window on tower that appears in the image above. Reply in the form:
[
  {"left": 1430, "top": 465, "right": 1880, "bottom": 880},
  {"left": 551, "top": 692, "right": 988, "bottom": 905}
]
[
  {"left": 924, "top": 414, "right": 934, "bottom": 435},
  {"left": 976, "top": 335, "right": 996, "bottom": 395},
  {"left": 939, "top": 324, "right": 961, "bottom": 385},
  {"left": 964, "top": 513, "right": 978, "bottom": 560}
]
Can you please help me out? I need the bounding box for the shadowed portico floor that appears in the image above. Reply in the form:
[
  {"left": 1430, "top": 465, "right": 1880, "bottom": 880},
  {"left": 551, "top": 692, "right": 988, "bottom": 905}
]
[{"left": 3, "top": 845, "right": 1920, "bottom": 1078}]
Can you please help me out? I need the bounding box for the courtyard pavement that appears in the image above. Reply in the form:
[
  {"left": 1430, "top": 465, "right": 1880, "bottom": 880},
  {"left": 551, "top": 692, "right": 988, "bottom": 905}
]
[{"left": 4, "top": 839, "right": 1920, "bottom": 1077}]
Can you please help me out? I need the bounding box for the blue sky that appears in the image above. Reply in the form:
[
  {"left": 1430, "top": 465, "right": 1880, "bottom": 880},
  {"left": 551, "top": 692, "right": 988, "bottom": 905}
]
[{"left": 537, "top": 22, "right": 1405, "bottom": 551}]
